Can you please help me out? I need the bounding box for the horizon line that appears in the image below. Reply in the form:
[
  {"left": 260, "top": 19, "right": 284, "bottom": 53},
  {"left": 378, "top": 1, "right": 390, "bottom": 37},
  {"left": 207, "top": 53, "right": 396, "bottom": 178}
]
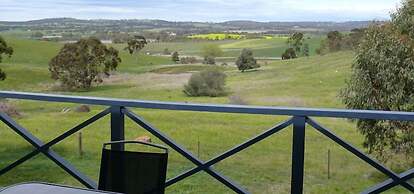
[{"left": 0, "top": 17, "right": 389, "bottom": 23}]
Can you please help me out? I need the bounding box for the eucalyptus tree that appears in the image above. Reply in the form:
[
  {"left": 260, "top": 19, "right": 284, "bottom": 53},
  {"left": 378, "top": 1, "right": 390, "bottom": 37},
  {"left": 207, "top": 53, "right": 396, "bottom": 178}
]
[
  {"left": 125, "top": 35, "right": 148, "bottom": 64},
  {"left": 49, "top": 37, "right": 121, "bottom": 90},
  {"left": 341, "top": 0, "right": 414, "bottom": 161}
]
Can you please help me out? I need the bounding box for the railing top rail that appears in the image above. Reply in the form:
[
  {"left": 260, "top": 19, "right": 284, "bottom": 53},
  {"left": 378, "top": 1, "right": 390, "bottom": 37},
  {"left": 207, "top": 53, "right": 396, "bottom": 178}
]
[{"left": 1, "top": 91, "right": 414, "bottom": 121}]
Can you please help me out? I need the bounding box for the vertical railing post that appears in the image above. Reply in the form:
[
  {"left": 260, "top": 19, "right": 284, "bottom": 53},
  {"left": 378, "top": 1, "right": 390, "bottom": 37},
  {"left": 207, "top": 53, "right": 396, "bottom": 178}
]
[
  {"left": 291, "top": 116, "right": 306, "bottom": 194},
  {"left": 110, "top": 106, "right": 125, "bottom": 151}
]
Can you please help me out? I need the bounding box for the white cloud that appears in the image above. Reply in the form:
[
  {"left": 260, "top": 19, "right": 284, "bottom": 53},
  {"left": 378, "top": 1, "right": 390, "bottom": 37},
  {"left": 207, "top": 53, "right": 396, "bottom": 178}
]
[{"left": 73, "top": 6, "right": 137, "bottom": 14}]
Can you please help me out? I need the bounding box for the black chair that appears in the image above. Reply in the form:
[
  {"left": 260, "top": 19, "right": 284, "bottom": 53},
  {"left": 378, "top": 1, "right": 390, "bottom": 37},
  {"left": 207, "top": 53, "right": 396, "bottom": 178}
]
[{"left": 98, "top": 141, "right": 168, "bottom": 194}]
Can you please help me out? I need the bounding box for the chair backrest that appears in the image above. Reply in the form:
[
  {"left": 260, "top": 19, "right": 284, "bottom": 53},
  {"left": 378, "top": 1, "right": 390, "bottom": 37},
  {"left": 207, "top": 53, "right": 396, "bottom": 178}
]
[{"left": 98, "top": 141, "right": 168, "bottom": 194}]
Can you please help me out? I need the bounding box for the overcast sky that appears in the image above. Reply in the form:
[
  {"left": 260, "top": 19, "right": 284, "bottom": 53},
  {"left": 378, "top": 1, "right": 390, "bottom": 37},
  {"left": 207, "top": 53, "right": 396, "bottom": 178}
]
[{"left": 0, "top": 0, "right": 403, "bottom": 22}]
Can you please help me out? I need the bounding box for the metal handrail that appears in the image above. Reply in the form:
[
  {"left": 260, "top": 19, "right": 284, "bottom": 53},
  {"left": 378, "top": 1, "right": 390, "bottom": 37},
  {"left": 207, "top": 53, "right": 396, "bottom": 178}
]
[
  {"left": 1, "top": 91, "right": 414, "bottom": 120},
  {"left": 0, "top": 90, "right": 413, "bottom": 194}
]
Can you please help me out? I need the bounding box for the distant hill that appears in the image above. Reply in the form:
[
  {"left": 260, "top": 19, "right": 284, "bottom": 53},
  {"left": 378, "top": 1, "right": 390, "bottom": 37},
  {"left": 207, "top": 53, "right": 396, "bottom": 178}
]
[{"left": 0, "top": 17, "right": 377, "bottom": 34}]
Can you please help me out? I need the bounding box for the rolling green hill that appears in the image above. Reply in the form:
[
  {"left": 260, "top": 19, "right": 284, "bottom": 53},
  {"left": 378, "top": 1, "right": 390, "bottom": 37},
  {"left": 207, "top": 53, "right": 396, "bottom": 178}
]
[
  {"left": 0, "top": 37, "right": 171, "bottom": 91},
  {"left": 0, "top": 38, "right": 409, "bottom": 193}
]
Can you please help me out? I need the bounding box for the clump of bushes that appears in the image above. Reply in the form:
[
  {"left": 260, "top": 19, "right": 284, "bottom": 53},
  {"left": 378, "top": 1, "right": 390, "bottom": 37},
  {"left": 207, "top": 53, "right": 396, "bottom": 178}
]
[
  {"left": 171, "top": 51, "right": 180, "bottom": 63},
  {"left": 180, "top": 57, "right": 198, "bottom": 64},
  {"left": 317, "top": 29, "right": 366, "bottom": 55},
  {"left": 203, "top": 56, "right": 216, "bottom": 65},
  {"left": 281, "top": 48, "right": 297, "bottom": 60},
  {"left": 184, "top": 68, "right": 227, "bottom": 97},
  {"left": 236, "top": 49, "right": 259, "bottom": 72}
]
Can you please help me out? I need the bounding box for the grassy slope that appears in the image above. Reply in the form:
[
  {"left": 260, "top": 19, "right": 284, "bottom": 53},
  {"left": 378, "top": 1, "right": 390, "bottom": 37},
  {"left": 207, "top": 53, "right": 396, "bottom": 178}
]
[
  {"left": 2, "top": 37, "right": 171, "bottom": 74},
  {"left": 0, "top": 38, "right": 409, "bottom": 193}
]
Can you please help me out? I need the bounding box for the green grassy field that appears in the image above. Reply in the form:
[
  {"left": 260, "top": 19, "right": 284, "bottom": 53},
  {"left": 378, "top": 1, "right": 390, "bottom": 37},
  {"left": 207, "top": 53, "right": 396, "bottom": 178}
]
[
  {"left": 0, "top": 37, "right": 410, "bottom": 193},
  {"left": 140, "top": 36, "right": 322, "bottom": 58}
]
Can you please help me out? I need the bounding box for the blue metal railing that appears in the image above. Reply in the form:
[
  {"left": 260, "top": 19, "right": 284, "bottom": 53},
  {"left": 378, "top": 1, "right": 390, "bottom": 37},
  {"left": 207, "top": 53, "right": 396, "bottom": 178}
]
[{"left": 0, "top": 91, "right": 413, "bottom": 193}]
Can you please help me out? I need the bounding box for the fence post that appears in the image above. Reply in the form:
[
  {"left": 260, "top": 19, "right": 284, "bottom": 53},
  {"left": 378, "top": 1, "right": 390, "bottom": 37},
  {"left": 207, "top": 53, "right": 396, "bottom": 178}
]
[
  {"left": 291, "top": 116, "right": 306, "bottom": 194},
  {"left": 110, "top": 106, "right": 125, "bottom": 151}
]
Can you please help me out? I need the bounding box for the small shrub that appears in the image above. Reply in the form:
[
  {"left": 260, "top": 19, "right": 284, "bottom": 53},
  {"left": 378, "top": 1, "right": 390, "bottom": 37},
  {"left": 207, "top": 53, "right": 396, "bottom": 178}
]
[
  {"left": 180, "top": 57, "right": 198, "bottom": 64},
  {"left": 281, "top": 48, "right": 297, "bottom": 60},
  {"left": 236, "top": 49, "right": 259, "bottom": 72},
  {"left": 221, "top": 62, "right": 228, "bottom": 66},
  {"left": 184, "top": 69, "right": 227, "bottom": 97},
  {"left": 203, "top": 56, "right": 216, "bottom": 65},
  {"left": 171, "top": 51, "right": 180, "bottom": 63}
]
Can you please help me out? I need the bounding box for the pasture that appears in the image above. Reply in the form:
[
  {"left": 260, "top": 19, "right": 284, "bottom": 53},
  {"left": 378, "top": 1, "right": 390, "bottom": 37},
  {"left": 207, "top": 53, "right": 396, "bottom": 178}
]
[
  {"left": 141, "top": 36, "right": 322, "bottom": 58},
  {"left": 0, "top": 37, "right": 410, "bottom": 193}
]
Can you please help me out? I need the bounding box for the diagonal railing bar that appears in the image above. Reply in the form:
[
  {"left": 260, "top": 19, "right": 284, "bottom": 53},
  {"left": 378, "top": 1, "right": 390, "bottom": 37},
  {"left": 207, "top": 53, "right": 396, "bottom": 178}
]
[
  {"left": 306, "top": 117, "right": 414, "bottom": 193},
  {"left": 0, "top": 112, "right": 99, "bottom": 189},
  {"left": 44, "top": 150, "right": 97, "bottom": 188},
  {"left": 0, "top": 112, "right": 44, "bottom": 147},
  {"left": 0, "top": 109, "right": 110, "bottom": 189},
  {"left": 123, "top": 108, "right": 250, "bottom": 194},
  {"left": 166, "top": 117, "right": 294, "bottom": 187},
  {"left": 0, "top": 149, "right": 40, "bottom": 176},
  {"left": 44, "top": 108, "right": 111, "bottom": 149},
  {"left": 0, "top": 108, "right": 110, "bottom": 178},
  {"left": 362, "top": 168, "right": 414, "bottom": 194}
]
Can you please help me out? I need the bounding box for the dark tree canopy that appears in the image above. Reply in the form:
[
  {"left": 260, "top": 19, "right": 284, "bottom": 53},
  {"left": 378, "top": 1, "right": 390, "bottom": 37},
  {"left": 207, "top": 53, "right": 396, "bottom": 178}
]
[
  {"left": 302, "top": 43, "right": 310, "bottom": 57},
  {"left": 125, "top": 35, "right": 147, "bottom": 55},
  {"left": 49, "top": 37, "right": 121, "bottom": 89},
  {"left": 203, "top": 56, "right": 216, "bottom": 65},
  {"left": 317, "top": 29, "right": 365, "bottom": 54},
  {"left": 340, "top": 0, "right": 414, "bottom": 161},
  {"left": 326, "top": 31, "right": 343, "bottom": 52},
  {"left": 0, "top": 36, "right": 13, "bottom": 81},
  {"left": 287, "top": 32, "right": 304, "bottom": 53},
  {"left": 236, "top": 49, "right": 259, "bottom": 72},
  {"left": 347, "top": 28, "right": 366, "bottom": 49},
  {"left": 0, "top": 36, "right": 13, "bottom": 62},
  {"left": 171, "top": 51, "right": 180, "bottom": 62},
  {"left": 281, "top": 48, "right": 297, "bottom": 60}
]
